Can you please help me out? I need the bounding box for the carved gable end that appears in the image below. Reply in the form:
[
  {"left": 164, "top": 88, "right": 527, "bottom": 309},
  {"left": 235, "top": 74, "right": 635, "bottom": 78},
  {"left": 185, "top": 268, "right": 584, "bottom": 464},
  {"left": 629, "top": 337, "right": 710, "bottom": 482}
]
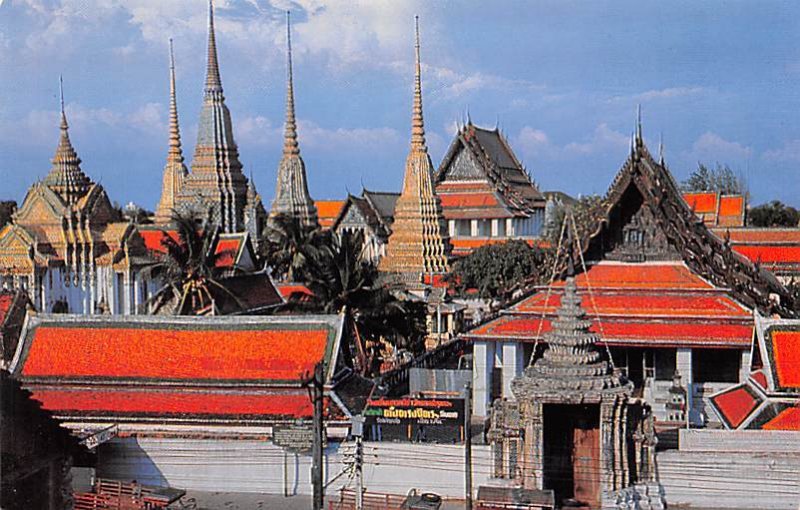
[
  {"left": 80, "top": 186, "right": 118, "bottom": 225},
  {"left": 444, "top": 143, "right": 486, "bottom": 182},
  {"left": 14, "top": 185, "right": 64, "bottom": 228}
]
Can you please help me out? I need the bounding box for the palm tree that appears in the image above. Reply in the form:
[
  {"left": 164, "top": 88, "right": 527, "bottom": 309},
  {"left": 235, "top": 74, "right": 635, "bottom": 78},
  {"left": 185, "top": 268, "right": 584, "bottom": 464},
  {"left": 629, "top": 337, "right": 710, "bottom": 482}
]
[
  {"left": 261, "top": 214, "right": 327, "bottom": 282},
  {"left": 144, "top": 212, "right": 244, "bottom": 315},
  {"left": 306, "top": 230, "right": 426, "bottom": 375}
]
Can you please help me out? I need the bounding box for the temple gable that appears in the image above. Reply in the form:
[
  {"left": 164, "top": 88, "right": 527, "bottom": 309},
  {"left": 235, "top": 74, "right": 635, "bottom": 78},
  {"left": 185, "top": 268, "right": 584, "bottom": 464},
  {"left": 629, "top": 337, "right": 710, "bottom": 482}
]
[{"left": 443, "top": 143, "right": 485, "bottom": 181}]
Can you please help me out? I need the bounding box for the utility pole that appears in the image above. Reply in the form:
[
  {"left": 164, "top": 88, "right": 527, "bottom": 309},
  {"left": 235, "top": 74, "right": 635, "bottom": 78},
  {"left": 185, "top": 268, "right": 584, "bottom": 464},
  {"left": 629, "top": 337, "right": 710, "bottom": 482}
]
[
  {"left": 306, "top": 362, "right": 325, "bottom": 510},
  {"left": 464, "top": 381, "right": 473, "bottom": 510},
  {"left": 352, "top": 415, "right": 365, "bottom": 510}
]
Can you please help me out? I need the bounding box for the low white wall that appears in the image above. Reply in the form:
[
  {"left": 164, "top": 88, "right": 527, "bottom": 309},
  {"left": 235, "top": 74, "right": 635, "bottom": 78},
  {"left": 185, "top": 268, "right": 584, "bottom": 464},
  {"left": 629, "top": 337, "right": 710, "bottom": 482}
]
[
  {"left": 97, "top": 438, "right": 493, "bottom": 498},
  {"left": 655, "top": 429, "right": 800, "bottom": 509}
]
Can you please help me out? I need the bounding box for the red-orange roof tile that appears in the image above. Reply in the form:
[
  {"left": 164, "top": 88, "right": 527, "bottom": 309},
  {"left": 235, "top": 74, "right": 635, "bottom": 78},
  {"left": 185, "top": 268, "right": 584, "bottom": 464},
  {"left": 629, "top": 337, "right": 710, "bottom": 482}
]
[
  {"left": 711, "top": 384, "right": 761, "bottom": 428},
  {"left": 31, "top": 388, "right": 314, "bottom": 418},
  {"left": 720, "top": 229, "right": 800, "bottom": 244},
  {"left": 139, "top": 229, "right": 180, "bottom": 254},
  {"left": 214, "top": 238, "right": 242, "bottom": 268},
  {"left": 315, "top": 200, "right": 346, "bottom": 228},
  {"left": 22, "top": 324, "right": 329, "bottom": 382},
  {"left": 763, "top": 406, "right": 800, "bottom": 431},
  {"left": 469, "top": 316, "right": 752, "bottom": 347},
  {"left": 554, "top": 263, "right": 711, "bottom": 290},
  {"left": 770, "top": 330, "right": 800, "bottom": 389},
  {"left": 515, "top": 292, "right": 748, "bottom": 318},
  {"left": 751, "top": 370, "right": 769, "bottom": 391},
  {"left": 732, "top": 245, "right": 800, "bottom": 264},
  {"left": 719, "top": 195, "right": 745, "bottom": 217},
  {"left": 0, "top": 292, "right": 14, "bottom": 326},
  {"left": 439, "top": 193, "right": 500, "bottom": 209},
  {"left": 684, "top": 192, "right": 718, "bottom": 214}
]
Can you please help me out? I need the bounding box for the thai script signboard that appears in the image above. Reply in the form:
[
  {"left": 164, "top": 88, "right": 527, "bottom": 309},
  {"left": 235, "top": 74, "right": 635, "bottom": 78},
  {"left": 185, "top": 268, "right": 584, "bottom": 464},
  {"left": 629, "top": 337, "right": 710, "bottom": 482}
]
[{"left": 363, "top": 398, "right": 464, "bottom": 443}]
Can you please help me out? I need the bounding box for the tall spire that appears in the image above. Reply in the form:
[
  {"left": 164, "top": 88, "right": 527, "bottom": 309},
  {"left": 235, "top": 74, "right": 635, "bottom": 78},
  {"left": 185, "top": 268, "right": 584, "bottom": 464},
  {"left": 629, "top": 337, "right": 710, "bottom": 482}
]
[
  {"left": 269, "top": 10, "right": 318, "bottom": 229},
  {"left": 410, "top": 15, "right": 426, "bottom": 151},
  {"left": 205, "top": 0, "right": 222, "bottom": 94},
  {"left": 167, "top": 39, "right": 184, "bottom": 166},
  {"left": 179, "top": 0, "right": 248, "bottom": 233},
  {"left": 44, "top": 76, "right": 92, "bottom": 205},
  {"left": 379, "top": 16, "right": 451, "bottom": 282},
  {"left": 155, "top": 39, "right": 189, "bottom": 224},
  {"left": 635, "top": 103, "right": 643, "bottom": 145},
  {"left": 283, "top": 10, "right": 299, "bottom": 156}
]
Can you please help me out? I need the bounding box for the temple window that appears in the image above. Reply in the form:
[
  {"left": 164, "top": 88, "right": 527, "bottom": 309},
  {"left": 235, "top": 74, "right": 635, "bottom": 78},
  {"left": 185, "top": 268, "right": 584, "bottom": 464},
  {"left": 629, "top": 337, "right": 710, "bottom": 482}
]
[{"left": 693, "top": 348, "right": 740, "bottom": 383}]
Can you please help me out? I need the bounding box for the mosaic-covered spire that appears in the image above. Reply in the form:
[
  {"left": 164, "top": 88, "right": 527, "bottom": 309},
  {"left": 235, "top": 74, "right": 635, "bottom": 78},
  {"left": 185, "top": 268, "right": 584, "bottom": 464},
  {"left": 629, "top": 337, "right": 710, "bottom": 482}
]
[
  {"left": 44, "top": 76, "right": 93, "bottom": 205},
  {"left": 155, "top": 39, "right": 189, "bottom": 224},
  {"left": 379, "top": 16, "right": 450, "bottom": 280},
  {"left": 180, "top": 0, "right": 248, "bottom": 232},
  {"left": 269, "top": 10, "right": 318, "bottom": 229}
]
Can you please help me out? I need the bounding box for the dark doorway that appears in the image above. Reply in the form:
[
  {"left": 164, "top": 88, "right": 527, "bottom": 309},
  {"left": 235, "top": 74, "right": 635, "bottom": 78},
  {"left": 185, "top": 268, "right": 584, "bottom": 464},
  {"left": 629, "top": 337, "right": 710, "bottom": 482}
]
[{"left": 543, "top": 404, "right": 601, "bottom": 509}]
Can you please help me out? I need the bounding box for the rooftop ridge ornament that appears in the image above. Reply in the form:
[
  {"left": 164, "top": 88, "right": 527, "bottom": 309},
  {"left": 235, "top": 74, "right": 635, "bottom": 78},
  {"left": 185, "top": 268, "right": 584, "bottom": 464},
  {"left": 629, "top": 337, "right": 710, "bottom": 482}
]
[{"left": 44, "top": 76, "right": 93, "bottom": 205}]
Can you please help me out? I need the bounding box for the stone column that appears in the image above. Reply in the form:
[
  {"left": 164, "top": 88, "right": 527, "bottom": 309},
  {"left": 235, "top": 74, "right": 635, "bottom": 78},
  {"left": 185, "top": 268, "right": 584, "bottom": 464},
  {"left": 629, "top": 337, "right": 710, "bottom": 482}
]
[
  {"left": 472, "top": 340, "right": 496, "bottom": 417},
  {"left": 600, "top": 401, "right": 616, "bottom": 492},
  {"left": 676, "top": 347, "right": 694, "bottom": 425},
  {"left": 739, "top": 348, "right": 751, "bottom": 382},
  {"left": 470, "top": 219, "right": 479, "bottom": 237},
  {"left": 501, "top": 342, "right": 524, "bottom": 400},
  {"left": 522, "top": 402, "right": 544, "bottom": 490},
  {"left": 491, "top": 219, "right": 499, "bottom": 237}
]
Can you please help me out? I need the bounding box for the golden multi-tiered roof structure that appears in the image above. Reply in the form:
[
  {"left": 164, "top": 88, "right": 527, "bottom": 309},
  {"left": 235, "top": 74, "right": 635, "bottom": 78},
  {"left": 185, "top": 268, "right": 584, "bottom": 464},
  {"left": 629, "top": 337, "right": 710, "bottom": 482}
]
[{"left": 378, "top": 18, "right": 451, "bottom": 283}]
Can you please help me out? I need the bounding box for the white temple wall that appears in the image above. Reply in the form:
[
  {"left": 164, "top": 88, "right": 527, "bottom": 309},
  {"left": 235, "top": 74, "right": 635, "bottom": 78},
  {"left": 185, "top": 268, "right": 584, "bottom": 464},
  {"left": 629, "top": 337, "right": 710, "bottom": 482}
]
[{"left": 472, "top": 340, "right": 495, "bottom": 417}]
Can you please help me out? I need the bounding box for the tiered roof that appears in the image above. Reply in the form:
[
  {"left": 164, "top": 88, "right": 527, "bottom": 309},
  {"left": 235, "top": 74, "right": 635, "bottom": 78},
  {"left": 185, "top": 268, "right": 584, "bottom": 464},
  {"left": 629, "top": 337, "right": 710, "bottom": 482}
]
[
  {"left": 10, "top": 314, "right": 346, "bottom": 425},
  {"left": 711, "top": 227, "right": 800, "bottom": 279},
  {"left": 436, "top": 122, "right": 545, "bottom": 221},
  {"left": 315, "top": 200, "right": 346, "bottom": 229},
  {"left": 683, "top": 192, "right": 745, "bottom": 227},
  {"left": 465, "top": 127, "right": 793, "bottom": 349},
  {"left": 269, "top": 12, "right": 319, "bottom": 229},
  {"left": 379, "top": 18, "right": 451, "bottom": 280},
  {"left": 332, "top": 189, "right": 400, "bottom": 240},
  {"left": 710, "top": 315, "right": 800, "bottom": 430}
]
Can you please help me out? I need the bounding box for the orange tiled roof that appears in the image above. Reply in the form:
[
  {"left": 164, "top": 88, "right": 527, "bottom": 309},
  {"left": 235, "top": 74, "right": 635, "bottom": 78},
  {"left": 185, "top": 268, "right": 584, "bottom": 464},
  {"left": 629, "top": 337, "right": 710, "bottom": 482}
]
[
  {"left": 450, "top": 238, "right": 550, "bottom": 257},
  {"left": 439, "top": 193, "right": 500, "bottom": 209},
  {"left": 732, "top": 245, "right": 800, "bottom": 264},
  {"left": 719, "top": 195, "right": 745, "bottom": 217},
  {"left": 20, "top": 320, "right": 334, "bottom": 383},
  {"left": 769, "top": 330, "right": 800, "bottom": 390},
  {"left": 553, "top": 263, "right": 711, "bottom": 290},
  {"left": 718, "top": 228, "right": 800, "bottom": 244},
  {"left": 763, "top": 406, "right": 800, "bottom": 431},
  {"left": 214, "top": 237, "right": 243, "bottom": 268},
  {"left": 139, "top": 229, "right": 179, "bottom": 254},
  {"left": 0, "top": 292, "right": 15, "bottom": 326},
  {"left": 315, "top": 200, "right": 346, "bottom": 228},
  {"left": 682, "top": 192, "right": 745, "bottom": 227},
  {"left": 684, "top": 192, "right": 718, "bottom": 214}
]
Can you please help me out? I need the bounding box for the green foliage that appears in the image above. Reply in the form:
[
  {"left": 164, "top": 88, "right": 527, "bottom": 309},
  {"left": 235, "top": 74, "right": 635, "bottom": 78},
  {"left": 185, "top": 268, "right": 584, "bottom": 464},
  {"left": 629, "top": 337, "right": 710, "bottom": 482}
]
[
  {"left": 681, "top": 163, "right": 745, "bottom": 195},
  {"left": 448, "top": 240, "right": 547, "bottom": 300},
  {"left": 261, "top": 214, "right": 328, "bottom": 282},
  {"left": 0, "top": 201, "right": 16, "bottom": 229},
  {"left": 144, "top": 212, "right": 241, "bottom": 315},
  {"left": 748, "top": 200, "right": 800, "bottom": 227}
]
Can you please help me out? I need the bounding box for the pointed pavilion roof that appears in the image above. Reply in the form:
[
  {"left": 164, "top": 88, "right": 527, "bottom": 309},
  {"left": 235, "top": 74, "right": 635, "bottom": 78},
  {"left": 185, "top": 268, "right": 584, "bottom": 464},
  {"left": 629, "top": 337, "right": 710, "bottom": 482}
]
[
  {"left": 269, "top": 11, "right": 318, "bottom": 229},
  {"left": 43, "top": 77, "right": 93, "bottom": 206},
  {"left": 379, "top": 17, "right": 451, "bottom": 281},
  {"left": 155, "top": 39, "right": 189, "bottom": 224},
  {"left": 180, "top": 0, "right": 248, "bottom": 233}
]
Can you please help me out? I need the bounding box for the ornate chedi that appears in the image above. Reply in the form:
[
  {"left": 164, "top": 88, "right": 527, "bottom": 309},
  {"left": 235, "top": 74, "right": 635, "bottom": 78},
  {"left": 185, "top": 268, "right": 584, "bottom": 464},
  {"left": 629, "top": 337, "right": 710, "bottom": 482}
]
[
  {"left": 154, "top": 39, "right": 189, "bottom": 224},
  {"left": 378, "top": 17, "right": 451, "bottom": 282},
  {"left": 269, "top": 12, "right": 318, "bottom": 229},
  {"left": 175, "top": 0, "right": 250, "bottom": 233},
  {"left": 490, "top": 269, "right": 661, "bottom": 509}
]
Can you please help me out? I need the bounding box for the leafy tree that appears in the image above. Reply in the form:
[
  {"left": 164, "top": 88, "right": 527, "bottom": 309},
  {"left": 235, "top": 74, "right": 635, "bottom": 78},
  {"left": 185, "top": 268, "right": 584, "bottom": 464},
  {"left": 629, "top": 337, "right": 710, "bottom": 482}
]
[
  {"left": 547, "top": 194, "right": 606, "bottom": 245},
  {"left": 681, "top": 163, "right": 746, "bottom": 195},
  {"left": 261, "top": 214, "right": 327, "bottom": 282},
  {"left": 144, "top": 213, "right": 242, "bottom": 315},
  {"left": 748, "top": 200, "right": 800, "bottom": 227},
  {"left": 448, "top": 240, "right": 548, "bottom": 300},
  {"left": 0, "top": 201, "right": 16, "bottom": 229},
  {"left": 306, "top": 230, "right": 426, "bottom": 375}
]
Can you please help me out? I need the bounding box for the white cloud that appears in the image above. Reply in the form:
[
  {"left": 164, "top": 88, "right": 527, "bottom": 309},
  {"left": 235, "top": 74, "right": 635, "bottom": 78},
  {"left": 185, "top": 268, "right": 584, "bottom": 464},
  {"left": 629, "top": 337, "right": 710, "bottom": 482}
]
[
  {"left": 516, "top": 127, "right": 554, "bottom": 158},
  {"left": 762, "top": 139, "right": 800, "bottom": 163},
  {"left": 608, "top": 86, "right": 708, "bottom": 103},
  {"left": 129, "top": 102, "right": 164, "bottom": 134},
  {"left": 514, "top": 123, "right": 629, "bottom": 162},
  {"left": 563, "top": 123, "right": 629, "bottom": 155},
  {"left": 685, "top": 131, "right": 752, "bottom": 164}
]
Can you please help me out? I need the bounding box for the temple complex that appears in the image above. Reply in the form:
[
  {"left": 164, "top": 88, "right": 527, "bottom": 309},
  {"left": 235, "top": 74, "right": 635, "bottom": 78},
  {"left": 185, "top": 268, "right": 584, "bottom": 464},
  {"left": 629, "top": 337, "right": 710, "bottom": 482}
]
[
  {"left": 269, "top": 13, "right": 319, "bottom": 229},
  {"left": 465, "top": 125, "right": 792, "bottom": 425},
  {"left": 378, "top": 18, "right": 451, "bottom": 283},
  {"left": 436, "top": 122, "right": 547, "bottom": 257}
]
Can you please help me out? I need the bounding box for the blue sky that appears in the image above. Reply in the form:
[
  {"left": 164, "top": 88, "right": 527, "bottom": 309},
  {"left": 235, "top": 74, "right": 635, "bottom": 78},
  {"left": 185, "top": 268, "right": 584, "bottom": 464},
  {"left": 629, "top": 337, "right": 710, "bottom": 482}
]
[{"left": 1, "top": 0, "right": 800, "bottom": 211}]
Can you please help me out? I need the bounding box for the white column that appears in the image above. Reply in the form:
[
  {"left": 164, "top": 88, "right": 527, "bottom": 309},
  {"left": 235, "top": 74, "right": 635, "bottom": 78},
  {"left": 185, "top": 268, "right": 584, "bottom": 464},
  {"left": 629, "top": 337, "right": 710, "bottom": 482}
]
[
  {"left": 676, "top": 348, "right": 695, "bottom": 425},
  {"left": 739, "top": 348, "right": 751, "bottom": 382},
  {"left": 502, "top": 342, "right": 524, "bottom": 400},
  {"left": 472, "top": 340, "right": 495, "bottom": 417},
  {"left": 470, "top": 219, "right": 479, "bottom": 237},
  {"left": 506, "top": 218, "right": 514, "bottom": 236},
  {"left": 491, "top": 219, "right": 499, "bottom": 238},
  {"left": 448, "top": 220, "right": 456, "bottom": 237}
]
